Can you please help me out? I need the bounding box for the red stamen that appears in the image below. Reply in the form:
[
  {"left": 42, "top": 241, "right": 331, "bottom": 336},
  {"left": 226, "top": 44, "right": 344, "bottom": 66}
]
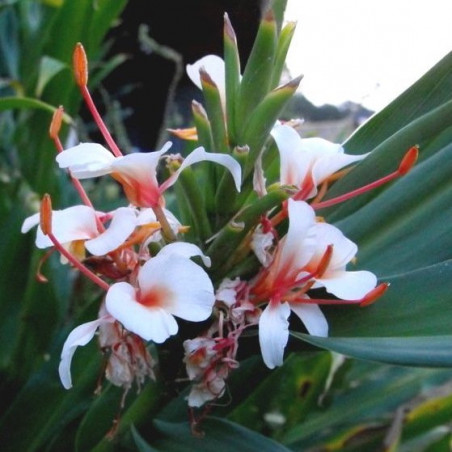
[
  {"left": 291, "top": 245, "right": 334, "bottom": 288},
  {"left": 359, "top": 282, "right": 390, "bottom": 307},
  {"left": 72, "top": 43, "right": 123, "bottom": 158},
  {"left": 49, "top": 106, "right": 64, "bottom": 142},
  {"left": 40, "top": 194, "right": 53, "bottom": 235},
  {"left": 73, "top": 42, "right": 88, "bottom": 87},
  {"left": 398, "top": 145, "right": 419, "bottom": 175},
  {"left": 36, "top": 249, "right": 55, "bottom": 283},
  {"left": 297, "top": 282, "right": 389, "bottom": 306},
  {"left": 294, "top": 172, "right": 315, "bottom": 201},
  {"left": 311, "top": 146, "right": 419, "bottom": 210},
  {"left": 49, "top": 106, "right": 102, "bottom": 219},
  {"left": 314, "top": 244, "right": 333, "bottom": 278}
]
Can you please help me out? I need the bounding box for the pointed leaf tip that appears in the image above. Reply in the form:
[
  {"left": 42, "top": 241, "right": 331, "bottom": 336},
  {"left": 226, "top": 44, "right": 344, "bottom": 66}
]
[
  {"left": 262, "top": 8, "right": 275, "bottom": 23},
  {"left": 223, "top": 12, "right": 237, "bottom": 42},
  {"left": 199, "top": 67, "right": 218, "bottom": 88}
]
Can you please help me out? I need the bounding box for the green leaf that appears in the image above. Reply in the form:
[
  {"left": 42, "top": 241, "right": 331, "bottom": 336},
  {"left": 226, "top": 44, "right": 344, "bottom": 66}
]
[
  {"left": 271, "top": 20, "right": 296, "bottom": 89},
  {"left": 402, "top": 391, "right": 452, "bottom": 443},
  {"left": 236, "top": 10, "right": 277, "bottom": 138},
  {"left": 35, "top": 56, "right": 68, "bottom": 97},
  {"left": 150, "top": 417, "right": 292, "bottom": 452},
  {"left": 0, "top": 340, "right": 101, "bottom": 452},
  {"left": 318, "top": 259, "right": 452, "bottom": 340},
  {"left": 335, "top": 142, "right": 452, "bottom": 275},
  {"left": 207, "top": 187, "right": 290, "bottom": 279},
  {"left": 243, "top": 76, "right": 302, "bottom": 179},
  {"left": 292, "top": 334, "right": 452, "bottom": 368},
  {"left": 131, "top": 425, "right": 160, "bottom": 452},
  {"left": 0, "top": 96, "right": 72, "bottom": 122},
  {"left": 323, "top": 52, "right": 452, "bottom": 223},
  {"left": 78, "top": 379, "right": 163, "bottom": 452},
  {"left": 227, "top": 352, "right": 332, "bottom": 440},
  {"left": 282, "top": 361, "right": 452, "bottom": 448},
  {"left": 200, "top": 69, "right": 228, "bottom": 153},
  {"left": 223, "top": 13, "right": 241, "bottom": 145},
  {"left": 86, "top": 0, "right": 128, "bottom": 52}
]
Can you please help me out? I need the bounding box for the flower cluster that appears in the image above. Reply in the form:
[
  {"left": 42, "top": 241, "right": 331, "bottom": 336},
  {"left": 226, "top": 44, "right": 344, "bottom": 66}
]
[{"left": 22, "top": 13, "right": 417, "bottom": 413}]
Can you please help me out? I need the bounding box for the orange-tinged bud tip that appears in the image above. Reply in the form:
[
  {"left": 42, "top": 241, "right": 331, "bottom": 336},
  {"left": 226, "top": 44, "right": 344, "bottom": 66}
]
[
  {"left": 73, "top": 42, "right": 88, "bottom": 86},
  {"left": 398, "top": 145, "right": 419, "bottom": 175},
  {"left": 360, "top": 282, "right": 390, "bottom": 307},
  {"left": 49, "top": 106, "right": 64, "bottom": 139},
  {"left": 40, "top": 194, "right": 53, "bottom": 235},
  {"left": 263, "top": 8, "right": 275, "bottom": 23},
  {"left": 199, "top": 67, "right": 217, "bottom": 88}
]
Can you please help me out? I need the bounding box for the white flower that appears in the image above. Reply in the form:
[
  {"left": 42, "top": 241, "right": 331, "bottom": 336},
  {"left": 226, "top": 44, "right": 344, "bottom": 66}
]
[
  {"left": 254, "top": 199, "right": 377, "bottom": 369},
  {"left": 59, "top": 315, "right": 114, "bottom": 389},
  {"left": 271, "top": 124, "right": 368, "bottom": 199},
  {"left": 56, "top": 143, "right": 242, "bottom": 207},
  {"left": 22, "top": 205, "right": 143, "bottom": 258},
  {"left": 105, "top": 242, "right": 215, "bottom": 343},
  {"left": 21, "top": 205, "right": 99, "bottom": 250},
  {"left": 306, "top": 222, "right": 377, "bottom": 300}
]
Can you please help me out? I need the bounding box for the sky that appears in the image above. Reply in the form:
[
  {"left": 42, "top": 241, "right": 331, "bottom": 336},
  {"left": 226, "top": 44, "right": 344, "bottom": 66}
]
[{"left": 283, "top": 0, "right": 452, "bottom": 112}]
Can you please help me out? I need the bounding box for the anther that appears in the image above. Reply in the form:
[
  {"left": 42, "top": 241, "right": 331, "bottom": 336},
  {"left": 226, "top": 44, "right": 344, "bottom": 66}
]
[{"left": 73, "top": 42, "right": 88, "bottom": 87}]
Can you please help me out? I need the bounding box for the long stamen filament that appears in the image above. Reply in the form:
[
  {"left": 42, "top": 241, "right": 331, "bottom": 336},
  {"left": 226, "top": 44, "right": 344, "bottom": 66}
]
[
  {"left": 312, "top": 146, "right": 419, "bottom": 210},
  {"left": 47, "top": 232, "right": 110, "bottom": 291},
  {"left": 49, "top": 107, "right": 104, "bottom": 232},
  {"left": 296, "top": 282, "right": 389, "bottom": 306},
  {"left": 73, "top": 43, "right": 123, "bottom": 158}
]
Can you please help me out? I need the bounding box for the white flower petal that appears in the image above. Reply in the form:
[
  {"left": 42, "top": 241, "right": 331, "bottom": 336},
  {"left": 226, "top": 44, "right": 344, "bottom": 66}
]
[
  {"left": 85, "top": 207, "right": 137, "bottom": 255},
  {"left": 307, "top": 138, "right": 368, "bottom": 185},
  {"left": 156, "top": 241, "right": 211, "bottom": 267},
  {"left": 21, "top": 212, "right": 40, "bottom": 233},
  {"left": 312, "top": 222, "right": 357, "bottom": 270},
  {"left": 318, "top": 270, "right": 377, "bottom": 300},
  {"left": 160, "top": 147, "right": 242, "bottom": 193},
  {"left": 251, "top": 229, "right": 274, "bottom": 267},
  {"left": 271, "top": 124, "right": 313, "bottom": 187},
  {"left": 278, "top": 199, "right": 316, "bottom": 273},
  {"left": 186, "top": 54, "right": 226, "bottom": 101},
  {"left": 56, "top": 143, "right": 115, "bottom": 178},
  {"left": 290, "top": 302, "right": 329, "bottom": 337},
  {"left": 106, "top": 281, "right": 179, "bottom": 343},
  {"left": 108, "top": 142, "right": 172, "bottom": 207},
  {"left": 59, "top": 316, "right": 113, "bottom": 389},
  {"left": 253, "top": 155, "right": 267, "bottom": 197},
  {"left": 111, "top": 143, "right": 171, "bottom": 185},
  {"left": 259, "top": 302, "right": 291, "bottom": 369},
  {"left": 137, "top": 254, "right": 215, "bottom": 322},
  {"left": 35, "top": 205, "right": 99, "bottom": 249}
]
